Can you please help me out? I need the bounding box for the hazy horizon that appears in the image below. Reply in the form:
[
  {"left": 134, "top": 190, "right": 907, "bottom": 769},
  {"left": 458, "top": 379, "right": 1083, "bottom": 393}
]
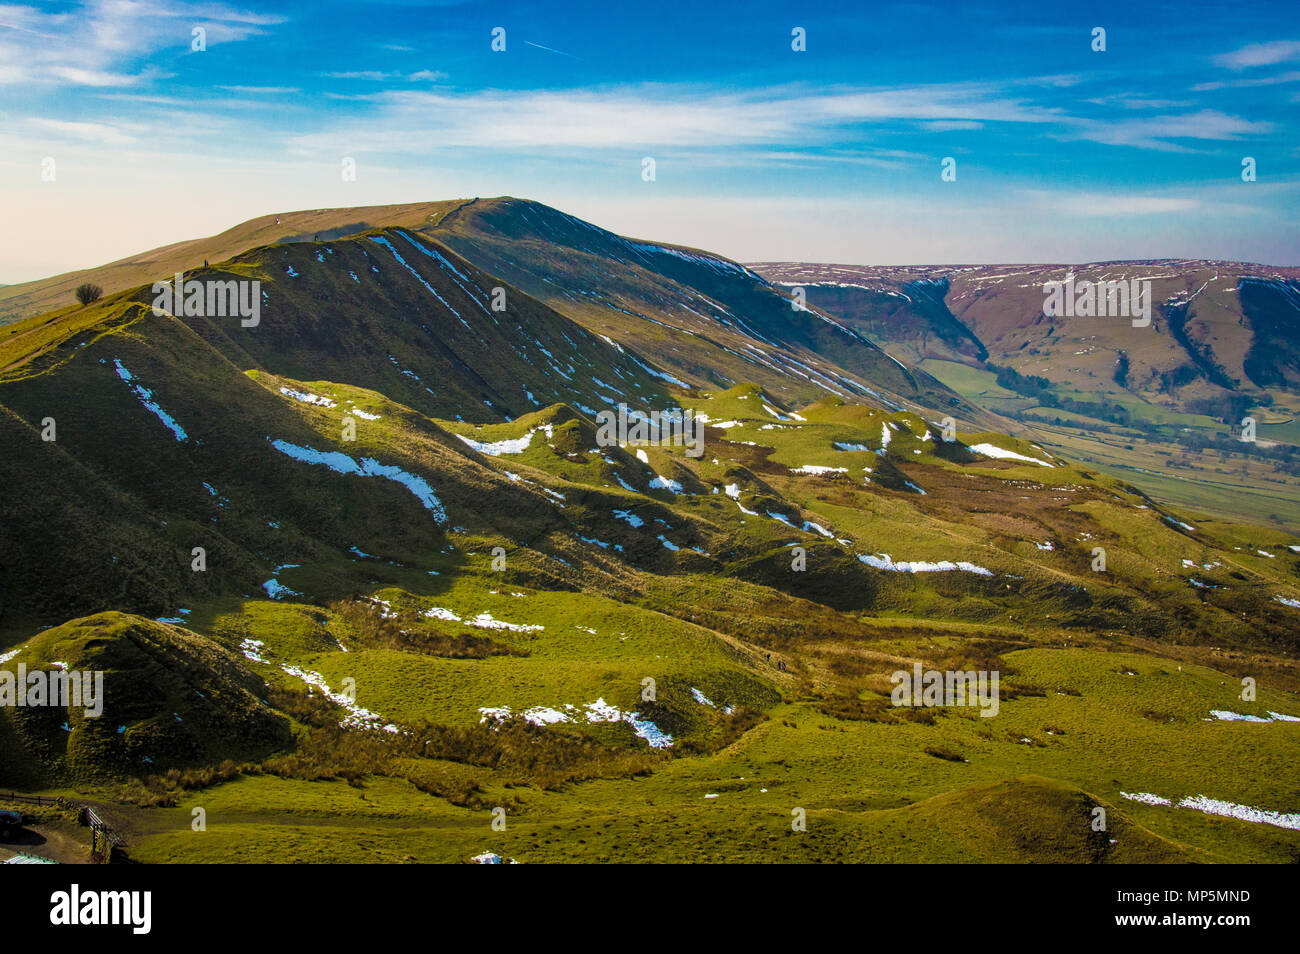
[{"left": 3, "top": 192, "right": 1300, "bottom": 289}]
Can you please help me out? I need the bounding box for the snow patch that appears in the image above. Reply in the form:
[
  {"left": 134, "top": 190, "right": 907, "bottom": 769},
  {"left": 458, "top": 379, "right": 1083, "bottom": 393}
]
[
  {"left": 480, "top": 697, "right": 672, "bottom": 747},
  {"left": 857, "top": 552, "right": 993, "bottom": 576},
  {"left": 1209, "top": 709, "right": 1299, "bottom": 723},
  {"left": 790, "top": 465, "right": 847, "bottom": 476},
  {"left": 969, "top": 442, "right": 1053, "bottom": 467},
  {"left": 456, "top": 424, "right": 553, "bottom": 456},
  {"left": 267, "top": 438, "right": 446, "bottom": 522},
  {"left": 279, "top": 386, "right": 336, "bottom": 408},
  {"left": 113, "top": 359, "right": 187, "bottom": 441},
  {"left": 1122, "top": 791, "right": 1300, "bottom": 831}
]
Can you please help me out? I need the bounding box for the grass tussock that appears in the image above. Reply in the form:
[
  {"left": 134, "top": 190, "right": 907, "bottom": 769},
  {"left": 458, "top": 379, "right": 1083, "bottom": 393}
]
[{"left": 924, "top": 746, "right": 966, "bottom": 762}]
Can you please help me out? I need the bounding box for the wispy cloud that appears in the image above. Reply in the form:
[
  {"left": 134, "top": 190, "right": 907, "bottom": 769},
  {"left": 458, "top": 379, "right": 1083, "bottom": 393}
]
[
  {"left": 1213, "top": 40, "right": 1300, "bottom": 70},
  {"left": 218, "top": 85, "right": 301, "bottom": 94},
  {"left": 323, "top": 69, "right": 448, "bottom": 82},
  {"left": 285, "top": 81, "right": 1069, "bottom": 156},
  {"left": 279, "top": 80, "right": 1272, "bottom": 162},
  {"left": 1024, "top": 189, "right": 1202, "bottom": 217},
  {"left": 919, "top": 120, "right": 983, "bottom": 132},
  {"left": 1193, "top": 71, "right": 1300, "bottom": 92},
  {"left": 27, "top": 117, "right": 139, "bottom": 146},
  {"left": 0, "top": 0, "right": 283, "bottom": 88},
  {"left": 1085, "top": 95, "right": 1195, "bottom": 110},
  {"left": 323, "top": 70, "right": 400, "bottom": 80},
  {"left": 47, "top": 65, "right": 160, "bottom": 87},
  {"left": 1058, "top": 110, "right": 1273, "bottom": 152}
]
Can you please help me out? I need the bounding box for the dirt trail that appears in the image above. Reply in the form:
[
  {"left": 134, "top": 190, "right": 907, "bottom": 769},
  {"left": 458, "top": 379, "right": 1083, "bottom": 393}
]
[{"left": 0, "top": 820, "right": 91, "bottom": 864}]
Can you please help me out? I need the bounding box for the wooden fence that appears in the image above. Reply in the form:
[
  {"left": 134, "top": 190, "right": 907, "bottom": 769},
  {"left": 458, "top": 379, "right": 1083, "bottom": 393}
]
[
  {"left": 0, "top": 792, "right": 125, "bottom": 863},
  {"left": 0, "top": 791, "right": 61, "bottom": 807}
]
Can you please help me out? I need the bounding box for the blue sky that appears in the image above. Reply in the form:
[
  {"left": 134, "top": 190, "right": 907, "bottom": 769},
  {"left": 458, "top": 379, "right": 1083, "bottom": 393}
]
[{"left": 2, "top": 0, "right": 1297, "bottom": 283}]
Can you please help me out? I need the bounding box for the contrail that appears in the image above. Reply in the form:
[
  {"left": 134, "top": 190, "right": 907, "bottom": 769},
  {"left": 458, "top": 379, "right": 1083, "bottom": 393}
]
[{"left": 524, "top": 40, "right": 575, "bottom": 57}]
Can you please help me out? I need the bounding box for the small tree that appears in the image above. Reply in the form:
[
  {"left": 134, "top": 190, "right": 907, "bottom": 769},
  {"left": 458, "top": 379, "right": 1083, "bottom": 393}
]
[{"left": 74, "top": 282, "right": 103, "bottom": 306}]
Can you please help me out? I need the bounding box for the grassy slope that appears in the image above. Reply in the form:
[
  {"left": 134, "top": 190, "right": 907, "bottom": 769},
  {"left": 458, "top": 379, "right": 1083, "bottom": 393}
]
[
  {"left": 0, "top": 200, "right": 467, "bottom": 323},
  {"left": 0, "top": 612, "right": 291, "bottom": 786},
  {"left": 6, "top": 362, "right": 1298, "bottom": 862},
  {"left": 1, "top": 223, "right": 1298, "bottom": 864}
]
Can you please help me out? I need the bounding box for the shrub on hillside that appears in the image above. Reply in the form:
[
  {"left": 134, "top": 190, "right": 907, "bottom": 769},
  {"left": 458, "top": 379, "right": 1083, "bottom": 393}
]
[
  {"left": 924, "top": 746, "right": 966, "bottom": 762},
  {"left": 74, "top": 283, "right": 103, "bottom": 305}
]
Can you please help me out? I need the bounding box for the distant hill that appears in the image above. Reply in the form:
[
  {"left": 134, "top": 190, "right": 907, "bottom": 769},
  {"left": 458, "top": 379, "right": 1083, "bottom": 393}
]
[
  {"left": 751, "top": 260, "right": 1300, "bottom": 415},
  {"left": 751, "top": 261, "right": 1300, "bottom": 528}
]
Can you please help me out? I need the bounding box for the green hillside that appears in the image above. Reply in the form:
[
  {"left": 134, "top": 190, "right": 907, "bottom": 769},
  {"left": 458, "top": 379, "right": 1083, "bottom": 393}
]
[
  {"left": 2, "top": 202, "right": 1298, "bottom": 865},
  {"left": 0, "top": 613, "right": 290, "bottom": 786}
]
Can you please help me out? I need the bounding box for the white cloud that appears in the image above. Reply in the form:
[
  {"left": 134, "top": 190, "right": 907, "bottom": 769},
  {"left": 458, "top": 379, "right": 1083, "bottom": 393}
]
[
  {"left": 27, "top": 117, "right": 139, "bottom": 146},
  {"left": 0, "top": 0, "right": 282, "bottom": 90},
  {"left": 48, "top": 65, "right": 160, "bottom": 87},
  {"left": 276, "top": 82, "right": 1271, "bottom": 161},
  {"left": 283, "top": 81, "right": 1066, "bottom": 156},
  {"left": 218, "top": 85, "right": 300, "bottom": 94},
  {"left": 1085, "top": 96, "right": 1194, "bottom": 110},
  {"left": 1023, "top": 189, "right": 1201, "bottom": 217},
  {"left": 919, "top": 120, "right": 983, "bottom": 131},
  {"left": 1059, "top": 110, "right": 1273, "bottom": 151},
  {"left": 325, "top": 69, "right": 444, "bottom": 83},
  {"left": 1213, "top": 40, "right": 1300, "bottom": 70},
  {"left": 323, "top": 71, "right": 399, "bottom": 80},
  {"left": 1194, "top": 71, "right": 1300, "bottom": 92}
]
